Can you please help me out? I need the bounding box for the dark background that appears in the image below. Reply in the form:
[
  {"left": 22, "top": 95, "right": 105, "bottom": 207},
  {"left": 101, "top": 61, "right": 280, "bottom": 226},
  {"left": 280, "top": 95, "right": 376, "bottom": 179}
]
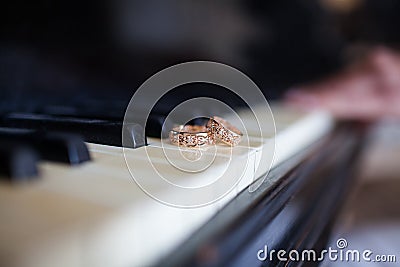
[{"left": 1, "top": 0, "right": 400, "bottom": 111}]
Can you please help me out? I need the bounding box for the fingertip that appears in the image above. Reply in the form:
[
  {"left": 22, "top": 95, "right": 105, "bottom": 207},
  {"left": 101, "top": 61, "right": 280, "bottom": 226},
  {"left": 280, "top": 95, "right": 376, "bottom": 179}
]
[{"left": 285, "top": 89, "right": 320, "bottom": 106}]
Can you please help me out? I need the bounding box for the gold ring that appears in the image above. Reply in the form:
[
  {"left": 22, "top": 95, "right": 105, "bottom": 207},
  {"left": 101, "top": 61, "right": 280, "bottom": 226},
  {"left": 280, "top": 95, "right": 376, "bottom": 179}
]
[
  {"left": 207, "top": 116, "right": 243, "bottom": 146},
  {"left": 169, "top": 125, "right": 215, "bottom": 147}
]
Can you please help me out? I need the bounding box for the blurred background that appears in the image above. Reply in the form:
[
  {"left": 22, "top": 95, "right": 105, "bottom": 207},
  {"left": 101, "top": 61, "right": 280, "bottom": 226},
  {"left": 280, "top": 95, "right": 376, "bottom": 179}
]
[
  {"left": 2, "top": 0, "right": 400, "bottom": 101},
  {"left": 1, "top": 0, "right": 400, "bottom": 266}
]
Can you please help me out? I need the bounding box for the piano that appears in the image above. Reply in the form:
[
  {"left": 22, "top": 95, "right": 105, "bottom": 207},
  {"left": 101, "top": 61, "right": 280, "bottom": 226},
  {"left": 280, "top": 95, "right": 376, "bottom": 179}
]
[
  {"left": 0, "top": 1, "right": 366, "bottom": 266},
  {"left": 0, "top": 98, "right": 366, "bottom": 266}
]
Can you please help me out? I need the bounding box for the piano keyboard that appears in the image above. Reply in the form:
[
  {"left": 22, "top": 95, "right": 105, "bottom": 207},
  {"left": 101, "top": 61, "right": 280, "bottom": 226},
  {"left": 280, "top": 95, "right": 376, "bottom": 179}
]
[{"left": 0, "top": 104, "right": 333, "bottom": 267}]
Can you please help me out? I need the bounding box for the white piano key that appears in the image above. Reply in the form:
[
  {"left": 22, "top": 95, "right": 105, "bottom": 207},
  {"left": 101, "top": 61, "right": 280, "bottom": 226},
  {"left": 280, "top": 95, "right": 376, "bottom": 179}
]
[{"left": 0, "top": 105, "right": 335, "bottom": 267}]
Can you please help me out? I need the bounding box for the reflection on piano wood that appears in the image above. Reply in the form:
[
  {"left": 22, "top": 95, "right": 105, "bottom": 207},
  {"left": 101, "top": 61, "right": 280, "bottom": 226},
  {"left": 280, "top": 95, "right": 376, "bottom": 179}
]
[{"left": 0, "top": 104, "right": 365, "bottom": 267}]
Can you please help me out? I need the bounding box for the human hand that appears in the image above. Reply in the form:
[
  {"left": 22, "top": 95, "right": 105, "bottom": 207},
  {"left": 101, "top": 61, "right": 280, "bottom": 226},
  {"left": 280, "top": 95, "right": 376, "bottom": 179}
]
[{"left": 285, "top": 47, "right": 400, "bottom": 120}]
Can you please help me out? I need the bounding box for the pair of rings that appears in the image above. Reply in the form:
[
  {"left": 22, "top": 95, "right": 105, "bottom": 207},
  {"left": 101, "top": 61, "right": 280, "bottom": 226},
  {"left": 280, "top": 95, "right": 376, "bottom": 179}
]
[{"left": 169, "top": 116, "right": 243, "bottom": 148}]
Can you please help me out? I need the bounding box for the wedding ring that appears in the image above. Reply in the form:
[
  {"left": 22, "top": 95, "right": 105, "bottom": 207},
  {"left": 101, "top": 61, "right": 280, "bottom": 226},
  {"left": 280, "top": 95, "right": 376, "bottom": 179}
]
[
  {"left": 169, "top": 125, "right": 215, "bottom": 147},
  {"left": 207, "top": 116, "right": 243, "bottom": 146}
]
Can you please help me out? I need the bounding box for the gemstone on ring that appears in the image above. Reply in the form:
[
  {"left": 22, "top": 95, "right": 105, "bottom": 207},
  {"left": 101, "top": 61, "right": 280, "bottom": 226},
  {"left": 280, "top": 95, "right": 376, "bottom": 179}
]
[
  {"left": 207, "top": 116, "right": 243, "bottom": 146},
  {"left": 169, "top": 125, "right": 215, "bottom": 147}
]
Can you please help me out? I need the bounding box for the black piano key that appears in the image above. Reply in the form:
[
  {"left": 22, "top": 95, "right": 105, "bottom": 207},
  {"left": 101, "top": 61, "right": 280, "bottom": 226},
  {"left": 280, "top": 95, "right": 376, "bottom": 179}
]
[
  {"left": 40, "top": 132, "right": 91, "bottom": 164},
  {"left": 0, "top": 142, "right": 39, "bottom": 181},
  {"left": 35, "top": 105, "right": 173, "bottom": 139},
  {"left": 0, "top": 128, "right": 91, "bottom": 164},
  {"left": 1, "top": 113, "right": 146, "bottom": 148},
  {"left": 38, "top": 105, "right": 126, "bottom": 121},
  {"left": 145, "top": 113, "right": 174, "bottom": 138}
]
